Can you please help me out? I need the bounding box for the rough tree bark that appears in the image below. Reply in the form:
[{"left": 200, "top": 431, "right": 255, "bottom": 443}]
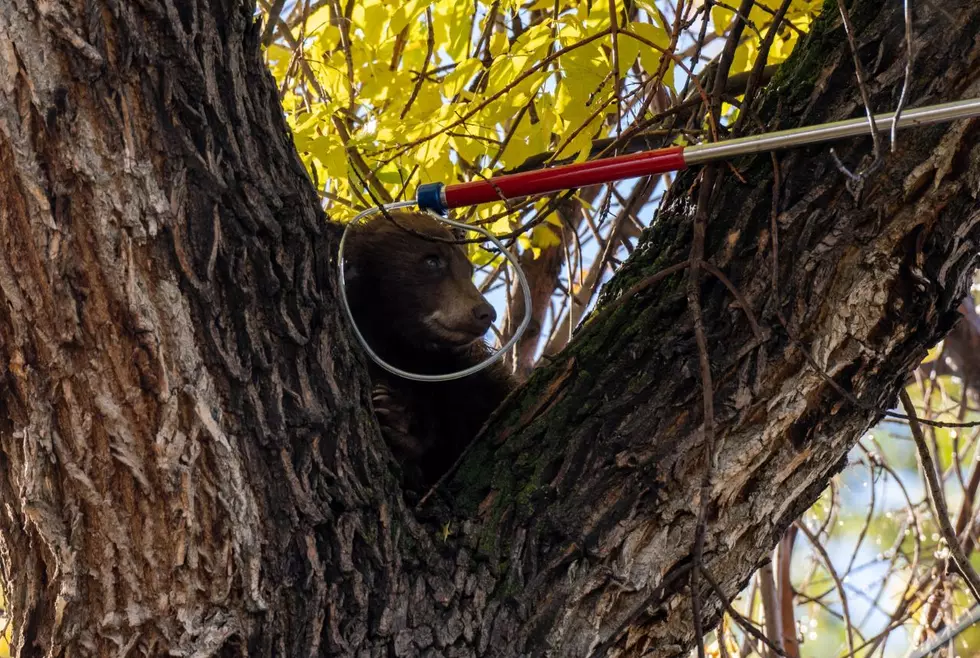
[{"left": 0, "top": 1, "right": 978, "bottom": 657}]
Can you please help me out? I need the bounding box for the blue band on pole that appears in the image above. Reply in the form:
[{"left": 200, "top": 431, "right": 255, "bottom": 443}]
[{"left": 416, "top": 183, "right": 447, "bottom": 215}]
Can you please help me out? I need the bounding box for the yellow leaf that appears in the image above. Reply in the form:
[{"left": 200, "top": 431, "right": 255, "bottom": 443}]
[
  {"left": 452, "top": 135, "right": 491, "bottom": 167},
  {"left": 486, "top": 54, "right": 534, "bottom": 95},
  {"left": 491, "top": 217, "right": 513, "bottom": 235},
  {"left": 489, "top": 32, "right": 509, "bottom": 58},
  {"left": 543, "top": 209, "right": 562, "bottom": 227},
  {"left": 921, "top": 342, "right": 944, "bottom": 365},
  {"left": 730, "top": 40, "right": 752, "bottom": 76},
  {"left": 500, "top": 118, "right": 533, "bottom": 169},
  {"left": 309, "top": 134, "right": 349, "bottom": 180},
  {"left": 354, "top": 0, "right": 387, "bottom": 40},
  {"left": 406, "top": 88, "right": 443, "bottom": 119},
  {"left": 532, "top": 223, "right": 562, "bottom": 249},
  {"left": 631, "top": 22, "right": 670, "bottom": 86},
  {"left": 773, "top": 29, "right": 802, "bottom": 61},
  {"left": 422, "top": 150, "right": 454, "bottom": 184},
  {"left": 264, "top": 44, "right": 293, "bottom": 80},
  {"left": 554, "top": 80, "right": 579, "bottom": 121},
  {"left": 514, "top": 24, "right": 552, "bottom": 57},
  {"left": 556, "top": 119, "right": 598, "bottom": 162},
  {"left": 558, "top": 21, "right": 583, "bottom": 42},
  {"left": 559, "top": 40, "right": 607, "bottom": 92},
  {"left": 302, "top": 6, "right": 334, "bottom": 39},
  {"left": 617, "top": 32, "right": 642, "bottom": 77},
  {"left": 434, "top": 0, "right": 472, "bottom": 60},
  {"left": 534, "top": 95, "right": 559, "bottom": 141},
  {"left": 316, "top": 24, "right": 342, "bottom": 52},
  {"left": 389, "top": 0, "right": 423, "bottom": 35},
  {"left": 711, "top": 5, "right": 734, "bottom": 35},
  {"left": 375, "top": 165, "right": 407, "bottom": 185},
  {"left": 471, "top": 245, "right": 501, "bottom": 267},
  {"left": 634, "top": 16, "right": 669, "bottom": 49},
  {"left": 443, "top": 58, "right": 483, "bottom": 97},
  {"left": 320, "top": 52, "right": 351, "bottom": 104},
  {"left": 579, "top": 0, "right": 610, "bottom": 30}
]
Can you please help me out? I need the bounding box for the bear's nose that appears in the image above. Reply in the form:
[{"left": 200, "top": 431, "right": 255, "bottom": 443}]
[{"left": 473, "top": 302, "right": 496, "bottom": 328}]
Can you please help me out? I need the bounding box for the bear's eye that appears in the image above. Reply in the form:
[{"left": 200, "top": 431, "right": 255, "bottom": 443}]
[{"left": 422, "top": 255, "right": 444, "bottom": 270}]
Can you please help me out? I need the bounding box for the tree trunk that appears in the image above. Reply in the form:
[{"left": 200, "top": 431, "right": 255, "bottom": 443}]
[{"left": 0, "top": 1, "right": 978, "bottom": 657}]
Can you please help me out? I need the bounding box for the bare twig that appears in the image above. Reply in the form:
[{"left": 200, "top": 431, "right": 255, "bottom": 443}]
[
  {"left": 795, "top": 521, "right": 857, "bottom": 657},
  {"left": 400, "top": 7, "right": 435, "bottom": 119},
  {"left": 709, "top": 0, "right": 755, "bottom": 127},
  {"left": 758, "top": 561, "right": 784, "bottom": 658},
  {"left": 777, "top": 526, "right": 800, "bottom": 658},
  {"left": 608, "top": 0, "right": 622, "bottom": 136},
  {"left": 701, "top": 568, "right": 791, "bottom": 658},
  {"left": 833, "top": 0, "right": 883, "bottom": 185},
  {"left": 689, "top": 165, "right": 719, "bottom": 658},
  {"left": 732, "top": 0, "right": 794, "bottom": 135},
  {"left": 260, "top": 0, "right": 287, "bottom": 45},
  {"left": 900, "top": 389, "right": 980, "bottom": 605}
]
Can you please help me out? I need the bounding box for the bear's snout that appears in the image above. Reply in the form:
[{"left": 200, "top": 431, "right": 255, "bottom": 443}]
[{"left": 472, "top": 301, "right": 496, "bottom": 331}]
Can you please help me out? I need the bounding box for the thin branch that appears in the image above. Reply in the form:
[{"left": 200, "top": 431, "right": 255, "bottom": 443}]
[
  {"left": 833, "top": 0, "right": 883, "bottom": 185},
  {"left": 900, "top": 389, "right": 980, "bottom": 605},
  {"left": 701, "top": 568, "right": 791, "bottom": 658},
  {"left": 777, "top": 527, "right": 800, "bottom": 658},
  {"left": 689, "top": 165, "right": 719, "bottom": 658},
  {"left": 608, "top": 0, "right": 623, "bottom": 136},
  {"left": 795, "top": 521, "right": 857, "bottom": 657},
  {"left": 400, "top": 7, "right": 434, "bottom": 120},
  {"left": 260, "top": 0, "right": 287, "bottom": 46},
  {"left": 758, "top": 562, "right": 784, "bottom": 658},
  {"left": 732, "top": 0, "right": 794, "bottom": 135}
]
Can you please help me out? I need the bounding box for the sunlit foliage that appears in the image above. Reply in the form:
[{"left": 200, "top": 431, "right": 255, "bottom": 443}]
[{"left": 263, "top": 0, "right": 819, "bottom": 229}]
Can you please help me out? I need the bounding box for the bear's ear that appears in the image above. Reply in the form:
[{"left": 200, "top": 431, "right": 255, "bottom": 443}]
[{"left": 451, "top": 226, "right": 467, "bottom": 242}]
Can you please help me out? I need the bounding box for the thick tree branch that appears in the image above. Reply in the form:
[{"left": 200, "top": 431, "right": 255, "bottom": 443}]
[{"left": 432, "top": 2, "right": 980, "bottom": 654}]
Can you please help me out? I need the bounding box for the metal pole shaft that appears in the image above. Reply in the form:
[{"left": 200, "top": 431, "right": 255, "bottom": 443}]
[
  {"left": 683, "top": 97, "right": 980, "bottom": 165},
  {"left": 416, "top": 97, "right": 980, "bottom": 214}
]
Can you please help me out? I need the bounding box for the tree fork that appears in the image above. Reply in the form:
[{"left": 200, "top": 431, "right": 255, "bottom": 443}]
[{"left": 0, "top": 1, "right": 976, "bottom": 658}]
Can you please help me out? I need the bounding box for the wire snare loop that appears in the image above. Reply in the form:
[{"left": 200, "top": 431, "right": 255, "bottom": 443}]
[{"left": 337, "top": 201, "right": 533, "bottom": 382}]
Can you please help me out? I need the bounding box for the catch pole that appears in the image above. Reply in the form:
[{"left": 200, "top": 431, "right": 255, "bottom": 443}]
[{"left": 415, "top": 97, "right": 980, "bottom": 214}]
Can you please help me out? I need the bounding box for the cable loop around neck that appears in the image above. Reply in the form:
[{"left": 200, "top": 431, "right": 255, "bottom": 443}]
[{"left": 337, "top": 202, "right": 532, "bottom": 382}]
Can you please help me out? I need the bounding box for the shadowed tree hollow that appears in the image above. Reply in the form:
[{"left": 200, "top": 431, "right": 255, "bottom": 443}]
[{"left": 0, "top": 0, "right": 979, "bottom": 656}]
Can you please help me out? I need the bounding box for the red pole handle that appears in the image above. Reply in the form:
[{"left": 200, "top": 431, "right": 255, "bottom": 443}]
[{"left": 442, "top": 146, "right": 687, "bottom": 210}]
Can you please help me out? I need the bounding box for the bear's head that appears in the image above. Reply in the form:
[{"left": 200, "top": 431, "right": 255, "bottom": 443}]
[{"left": 344, "top": 212, "right": 497, "bottom": 358}]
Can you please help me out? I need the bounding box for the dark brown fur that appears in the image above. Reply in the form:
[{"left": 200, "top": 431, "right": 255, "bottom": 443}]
[{"left": 344, "top": 212, "right": 515, "bottom": 492}]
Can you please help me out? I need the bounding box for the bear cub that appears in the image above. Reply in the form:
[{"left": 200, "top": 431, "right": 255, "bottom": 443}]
[{"left": 344, "top": 211, "right": 515, "bottom": 492}]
